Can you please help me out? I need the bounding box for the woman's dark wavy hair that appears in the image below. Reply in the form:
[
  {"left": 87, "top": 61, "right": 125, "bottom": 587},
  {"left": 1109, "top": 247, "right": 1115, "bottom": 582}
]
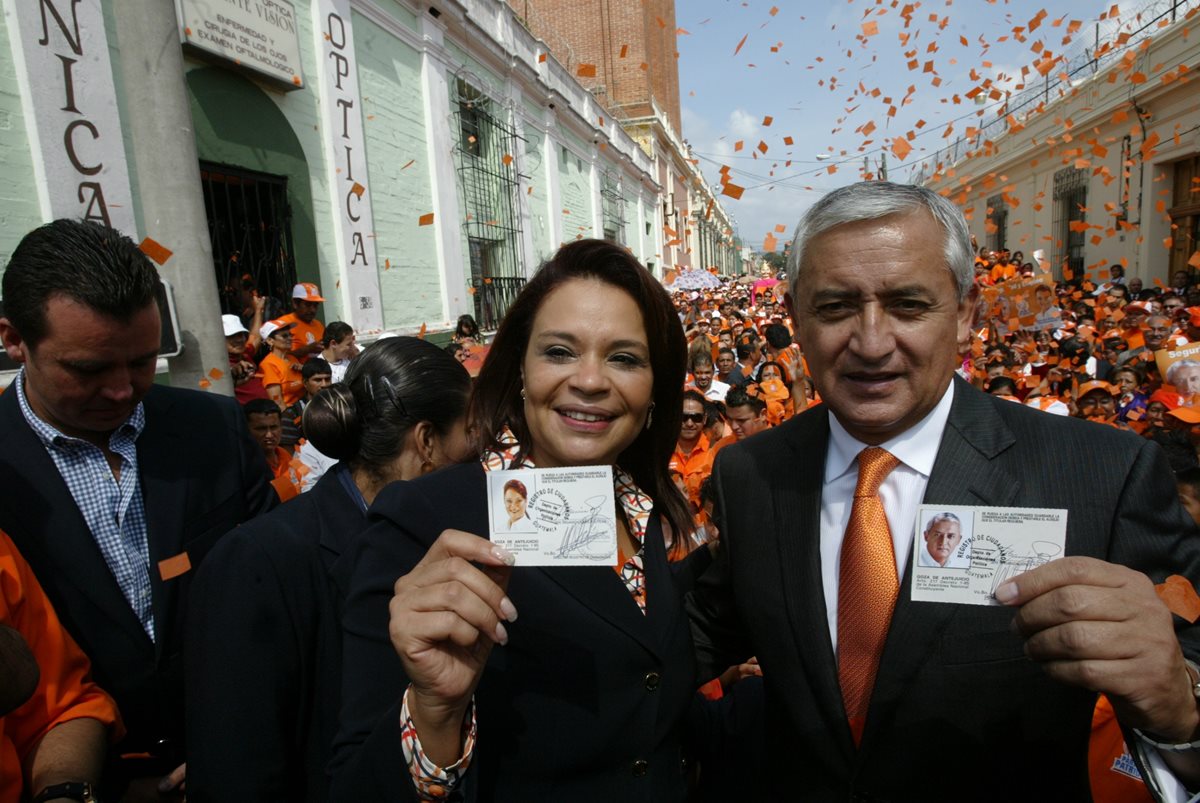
[{"left": 468, "top": 239, "right": 692, "bottom": 540}]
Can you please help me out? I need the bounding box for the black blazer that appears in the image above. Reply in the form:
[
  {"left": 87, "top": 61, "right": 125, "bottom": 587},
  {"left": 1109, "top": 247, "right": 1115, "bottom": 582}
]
[
  {"left": 0, "top": 384, "right": 276, "bottom": 763},
  {"left": 186, "top": 468, "right": 369, "bottom": 802},
  {"left": 689, "top": 377, "right": 1200, "bottom": 802},
  {"left": 330, "top": 461, "right": 710, "bottom": 802}
]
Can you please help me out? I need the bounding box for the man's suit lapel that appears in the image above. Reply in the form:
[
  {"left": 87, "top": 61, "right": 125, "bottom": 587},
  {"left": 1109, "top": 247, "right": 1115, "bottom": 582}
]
[
  {"left": 862, "top": 379, "right": 1020, "bottom": 750},
  {"left": 137, "top": 388, "right": 189, "bottom": 653},
  {"left": 0, "top": 389, "right": 148, "bottom": 643},
  {"left": 775, "top": 407, "right": 860, "bottom": 755}
]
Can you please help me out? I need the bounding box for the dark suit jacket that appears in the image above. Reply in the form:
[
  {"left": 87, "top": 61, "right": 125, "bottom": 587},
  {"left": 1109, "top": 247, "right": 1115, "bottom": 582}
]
[
  {"left": 330, "top": 461, "right": 710, "bottom": 802},
  {"left": 688, "top": 377, "right": 1200, "bottom": 802},
  {"left": 0, "top": 384, "right": 275, "bottom": 766},
  {"left": 186, "top": 468, "right": 368, "bottom": 803}
]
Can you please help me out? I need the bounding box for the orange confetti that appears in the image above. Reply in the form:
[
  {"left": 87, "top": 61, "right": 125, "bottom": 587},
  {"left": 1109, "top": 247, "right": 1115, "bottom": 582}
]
[
  {"left": 502, "top": 154, "right": 513, "bottom": 166},
  {"left": 762, "top": 116, "right": 773, "bottom": 127},
  {"left": 401, "top": 160, "right": 415, "bottom": 170},
  {"left": 198, "top": 378, "right": 212, "bottom": 389},
  {"left": 350, "top": 182, "right": 365, "bottom": 198},
  {"left": 1189, "top": 251, "right": 1200, "bottom": 268},
  {"left": 418, "top": 323, "right": 427, "bottom": 339},
  {"left": 763, "top": 232, "right": 778, "bottom": 252},
  {"left": 576, "top": 63, "right": 597, "bottom": 78},
  {"left": 158, "top": 553, "right": 192, "bottom": 582},
  {"left": 721, "top": 183, "right": 745, "bottom": 200},
  {"left": 138, "top": 237, "right": 173, "bottom": 266},
  {"left": 538, "top": 53, "right": 547, "bottom": 63},
  {"left": 1157, "top": 575, "right": 1200, "bottom": 623},
  {"left": 208, "top": 367, "right": 224, "bottom": 381},
  {"left": 774, "top": 224, "right": 787, "bottom": 234},
  {"left": 733, "top": 33, "right": 749, "bottom": 56},
  {"left": 891, "top": 137, "right": 912, "bottom": 161},
  {"left": 861, "top": 21, "right": 879, "bottom": 37},
  {"left": 619, "top": 44, "right": 628, "bottom": 58},
  {"left": 419, "top": 213, "right": 435, "bottom": 226}
]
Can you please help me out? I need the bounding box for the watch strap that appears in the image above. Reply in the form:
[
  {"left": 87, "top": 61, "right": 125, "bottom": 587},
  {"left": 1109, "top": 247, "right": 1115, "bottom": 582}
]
[{"left": 33, "top": 782, "right": 95, "bottom": 803}]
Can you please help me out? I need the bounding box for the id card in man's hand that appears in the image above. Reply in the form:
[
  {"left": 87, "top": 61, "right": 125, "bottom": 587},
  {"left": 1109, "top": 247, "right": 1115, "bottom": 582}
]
[
  {"left": 910, "top": 505, "right": 1068, "bottom": 606},
  {"left": 486, "top": 467, "right": 618, "bottom": 566}
]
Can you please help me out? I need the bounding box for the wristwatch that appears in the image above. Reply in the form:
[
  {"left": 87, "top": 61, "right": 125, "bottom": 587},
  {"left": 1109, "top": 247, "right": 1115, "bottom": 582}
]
[
  {"left": 32, "top": 782, "right": 98, "bottom": 803},
  {"left": 1133, "top": 659, "right": 1200, "bottom": 752}
]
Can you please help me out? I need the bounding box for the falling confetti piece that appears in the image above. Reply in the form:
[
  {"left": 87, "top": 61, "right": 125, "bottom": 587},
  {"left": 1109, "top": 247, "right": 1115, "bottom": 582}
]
[
  {"left": 733, "top": 33, "right": 749, "bottom": 56},
  {"left": 577, "top": 63, "right": 597, "bottom": 78},
  {"left": 138, "top": 237, "right": 173, "bottom": 266},
  {"left": 502, "top": 154, "right": 513, "bottom": 166},
  {"left": 721, "top": 183, "right": 745, "bottom": 200},
  {"left": 350, "top": 182, "right": 365, "bottom": 198},
  {"left": 198, "top": 378, "right": 212, "bottom": 389},
  {"left": 1157, "top": 576, "right": 1200, "bottom": 622},
  {"left": 208, "top": 367, "right": 224, "bottom": 380},
  {"left": 861, "top": 21, "right": 879, "bottom": 37},
  {"left": 401, "top": 160, "right": 415, "bottom": 170},
  {"left": 419, "top": 213, "right": 435, "bottom": 226}
]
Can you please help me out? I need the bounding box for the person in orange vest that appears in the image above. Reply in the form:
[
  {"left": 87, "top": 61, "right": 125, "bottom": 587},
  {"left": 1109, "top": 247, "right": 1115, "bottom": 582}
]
[
  {"left": 670, "top": 390, "right": 713, "bottom": 510},
  {"left": 1, "top": 530, "right": 121, "bottom": 803},
  {"left": 244, "top": 398, "right": 306, "bottom": 502},
  {"left": 276, "top": 283, "right": 326, "bottom": 363}
]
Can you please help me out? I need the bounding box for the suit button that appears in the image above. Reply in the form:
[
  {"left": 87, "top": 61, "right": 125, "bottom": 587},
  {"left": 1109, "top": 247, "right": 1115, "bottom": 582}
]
[
  {"left": 632, "top": 759, "right": 648, "bottom": 776},
  {"left": 644, "top": 671, "right": 660, "bottom": 690}
]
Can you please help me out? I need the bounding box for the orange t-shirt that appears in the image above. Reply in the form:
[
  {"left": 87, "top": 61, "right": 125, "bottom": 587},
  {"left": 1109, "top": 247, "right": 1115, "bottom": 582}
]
[
  {"left": 1, "top": 531, "right": 122, "bottom": 802},
  {"left": 260, "top": 352, "right": 305, "bottom": 408},
  {"left": 1088, "top": 694, "right": 1154, "bottom": 803},
  {"left": 277, "top": 313, "right": 324, "bottom": 362},
  {"left": 670, "top": 435, "right": 712, "bottom": 509},
  {"left": 267, "top": 446, "right": 307, "bottom": 503}
]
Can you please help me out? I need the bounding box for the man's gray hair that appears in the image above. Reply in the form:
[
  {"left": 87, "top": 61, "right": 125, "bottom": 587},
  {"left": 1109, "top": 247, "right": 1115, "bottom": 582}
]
[
  {"left": 786, "top": 182, "right": 974, "bottom": 302},
  {"left": 925, "top": 511, "right": 962, "bottom": 532}
]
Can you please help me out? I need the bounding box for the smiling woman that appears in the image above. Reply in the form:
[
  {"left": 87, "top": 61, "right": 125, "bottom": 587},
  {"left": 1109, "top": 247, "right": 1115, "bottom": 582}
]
[{"left": 331, "top": 240, "right": 711, "bottom": 802}]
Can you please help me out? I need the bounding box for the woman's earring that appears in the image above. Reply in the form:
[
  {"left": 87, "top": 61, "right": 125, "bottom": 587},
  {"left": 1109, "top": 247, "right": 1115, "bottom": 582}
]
[
  {"left": 520, "top": 388, "right": 526, "bottom": 401},
  {"left": 645, "top": 402, "right": 655, "bottom": 430}
]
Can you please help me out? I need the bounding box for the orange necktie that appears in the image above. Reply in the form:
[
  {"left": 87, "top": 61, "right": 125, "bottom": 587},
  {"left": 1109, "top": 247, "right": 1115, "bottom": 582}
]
[{"left": 838, "top": 446, "right": 901, "bottom": 744}]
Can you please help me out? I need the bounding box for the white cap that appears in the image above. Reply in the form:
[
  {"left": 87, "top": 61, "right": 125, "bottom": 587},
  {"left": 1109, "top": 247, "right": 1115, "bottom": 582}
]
[
  {"left": 222, "top": 314, "right": 248, "bottom": 337},
  {"left": 260, "top": 319, "right": 296, "bottom": 340}
]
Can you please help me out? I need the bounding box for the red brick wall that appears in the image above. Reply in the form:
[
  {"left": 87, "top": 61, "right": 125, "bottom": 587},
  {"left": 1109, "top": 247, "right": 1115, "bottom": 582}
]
[{"left": 521, "top": 0, "right": 681, "bottom": 133}]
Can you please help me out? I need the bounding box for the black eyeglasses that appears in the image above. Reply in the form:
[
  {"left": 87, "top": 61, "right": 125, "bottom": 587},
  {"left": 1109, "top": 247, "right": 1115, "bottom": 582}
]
[{"left": 681, "top": 412, "right": 705, "bottom": 424}]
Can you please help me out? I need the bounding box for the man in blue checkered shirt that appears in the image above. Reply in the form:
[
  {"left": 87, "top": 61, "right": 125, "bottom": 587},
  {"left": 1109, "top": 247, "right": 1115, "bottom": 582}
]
[{"left": 0, "top": 219, "right": 276, "bottom": 801}]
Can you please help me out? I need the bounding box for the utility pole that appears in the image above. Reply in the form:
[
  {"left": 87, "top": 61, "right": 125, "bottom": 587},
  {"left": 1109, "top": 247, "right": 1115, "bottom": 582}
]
[{"left": 112, "top": 0, "right": 232, "bottom": 394}]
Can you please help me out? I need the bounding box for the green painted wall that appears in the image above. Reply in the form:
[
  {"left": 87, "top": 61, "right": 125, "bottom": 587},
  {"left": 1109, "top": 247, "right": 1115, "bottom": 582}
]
[
  {"left": 557, "top": 140, "right": 593, "bottom": 244},
  {"left": 523, "top": 122, "right": 553, "bottom": 264},
  {"left": 352, "top": 11, "right": 442, "bottom": 329},
  {"left": 0, "top": 10, "right": 44, "bottom": 265}
]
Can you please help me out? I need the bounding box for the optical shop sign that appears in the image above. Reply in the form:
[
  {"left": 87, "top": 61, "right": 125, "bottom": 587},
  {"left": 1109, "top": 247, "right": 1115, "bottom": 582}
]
[
  {"left": 2, "top": 0, "right": 136, "bottom": 233},
  {"left": 178, "top": 0, "right": 304, "bottom": 89}
]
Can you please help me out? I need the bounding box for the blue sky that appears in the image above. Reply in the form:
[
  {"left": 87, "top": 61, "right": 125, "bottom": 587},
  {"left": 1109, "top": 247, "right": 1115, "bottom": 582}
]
[{"left": 676, "top": 0, "right": 1128, "bottom": 252}]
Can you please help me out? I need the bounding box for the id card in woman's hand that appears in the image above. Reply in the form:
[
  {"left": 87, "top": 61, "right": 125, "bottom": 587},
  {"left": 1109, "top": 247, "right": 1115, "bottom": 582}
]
[{"left": 487, "top": 467, "right": 618, "bottom": 566}]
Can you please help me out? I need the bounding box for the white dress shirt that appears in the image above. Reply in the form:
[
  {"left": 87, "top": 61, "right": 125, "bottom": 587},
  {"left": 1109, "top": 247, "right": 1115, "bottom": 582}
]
[{"left": 820, "top": 381, "right": 955, "bottom": 652}]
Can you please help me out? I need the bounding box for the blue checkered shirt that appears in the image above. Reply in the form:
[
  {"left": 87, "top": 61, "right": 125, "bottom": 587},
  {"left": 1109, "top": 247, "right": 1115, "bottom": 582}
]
[{"left": 15, "top": 372, "right": 155, "bottom": 639}]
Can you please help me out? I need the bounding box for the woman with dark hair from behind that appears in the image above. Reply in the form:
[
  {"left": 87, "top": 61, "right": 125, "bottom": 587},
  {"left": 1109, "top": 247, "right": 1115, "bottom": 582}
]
[
  {"left": 185, "top": 337, "right": 472, "bottom": 803},
  {"left": 331, "top": 239, "right": 712, "bottom": 801}
]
